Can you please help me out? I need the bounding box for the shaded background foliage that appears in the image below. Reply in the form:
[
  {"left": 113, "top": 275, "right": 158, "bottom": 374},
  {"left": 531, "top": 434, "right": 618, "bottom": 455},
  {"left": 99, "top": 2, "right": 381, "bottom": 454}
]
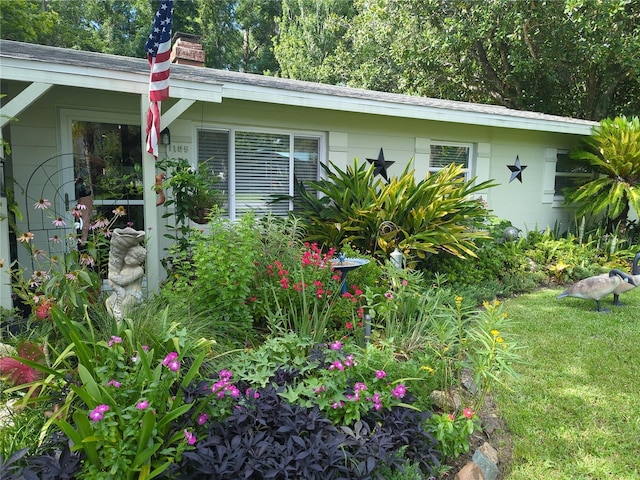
[{"left": 1, "top": 0, "right": 638, "bottom": 120}]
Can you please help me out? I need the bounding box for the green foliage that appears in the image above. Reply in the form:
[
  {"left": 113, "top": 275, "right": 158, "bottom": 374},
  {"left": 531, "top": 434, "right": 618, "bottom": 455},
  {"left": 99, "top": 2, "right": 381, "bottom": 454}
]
[
  {"left": 7, "top": 201, "right": 128, "bottom": 327},
  {"left": 427, "top": 409, "right": 480, "bottom": 460},
  {"left": 365, "top": 265, "right": 452, "bottom": 353},
  {"left": 275, "top": 0, "right": 640, "bottom": 120},
  {"left": 15, "top": 307, "right": 208, "bottom": 479},
  {"left": 292, "top": 158, "right": 496, "bottom": 264},
  {"left": 565, "top": 116, "right": 640, "bottom": 231},
  {"left": 160, "top": 213, "right": 261, "bottom": 347},
  {"left": 158, "top": 157, "right": 223, "bottom": 227}
]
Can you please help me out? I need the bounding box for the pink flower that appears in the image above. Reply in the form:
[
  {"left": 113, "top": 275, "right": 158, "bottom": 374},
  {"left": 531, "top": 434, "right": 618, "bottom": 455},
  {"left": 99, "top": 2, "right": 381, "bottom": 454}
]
[
  {"left": 448, "top": 414, "right": 455, "bottom": 421},
  {"left": 136, "top": 400, "right": 149, "bottom": 410},
  {"left": 401, "top": 280, "right": 408, "bottom": 287},
  {"left": 106, "top": 380, "right": 121, "bottom": 388},
  {"left": 49, "top": 234, "right": 62, "bottom": 243},
  {"left": 107, "top": 336, "right": 122, "bottom": 347},
  {"left": 52, "top": 217, "right": 66, "bottom": 227},
  {"left": 33, "top": 198, "right": 51, "bottom": 210},
  {"left": 80, "top": 254, "right": 95, "bottom": 267},
  {"left": 90, "top": 217, "right": 109, "bottom": 229},
  {"left": 354, "top": 382, "right": 367, "bottom": 393},
  {"left": 162, "top": 352, "right": 180, "bottom": 371},
  {"left": 184, "top": 429, "right": 197, "bottom": 445},
  {"left": 197, "top": 413, "right": 209, "bottom": 425},
  {"left": 279, "top": 277, "right": 290, "bottom": 289},
  {"left": 330, "top": 340, "right": 342, "bottom": 350},
  {"left": 463, "top": 407, "right": 474, "bottom": 419},
  {"left": 329, "top": 360, "right": 344, "bottom": 371},
  {"left": 89, "top": 404, "right": 110, "bottom": 422},
  {"left": 375, "top": 370, "right": 387, "bottom": 379},
  {"left": 384, "top": 292, "right": 394, "bottom": 300},
  {"left": 112, "top": 206, "right": 126, "bottom": 217},
  {"left": 391, "top": 384, "right": 406, "bottom": 399},
  {"left": 65, "top": 272, "right": 78, "bottom": 281}
]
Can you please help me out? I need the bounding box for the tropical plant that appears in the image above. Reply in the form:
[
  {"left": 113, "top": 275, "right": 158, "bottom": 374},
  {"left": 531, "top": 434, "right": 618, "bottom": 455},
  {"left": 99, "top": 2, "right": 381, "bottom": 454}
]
[
  {"left": 288, "top": 158, "right": 497, "bottom": 265},
  {"left": 564, "top": 116, "right": 640, "bottom": 233}
]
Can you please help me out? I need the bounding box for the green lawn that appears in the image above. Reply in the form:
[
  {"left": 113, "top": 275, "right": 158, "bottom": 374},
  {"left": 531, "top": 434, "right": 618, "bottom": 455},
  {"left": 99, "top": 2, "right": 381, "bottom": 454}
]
[{"left": 497, "top": 288, "right": 640, "bottom": 480}]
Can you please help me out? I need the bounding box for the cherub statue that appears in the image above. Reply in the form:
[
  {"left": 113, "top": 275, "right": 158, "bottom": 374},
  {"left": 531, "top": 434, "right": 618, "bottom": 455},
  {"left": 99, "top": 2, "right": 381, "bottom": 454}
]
[{"left": 105, "top": 228, "right": 146, "bottom": 320}]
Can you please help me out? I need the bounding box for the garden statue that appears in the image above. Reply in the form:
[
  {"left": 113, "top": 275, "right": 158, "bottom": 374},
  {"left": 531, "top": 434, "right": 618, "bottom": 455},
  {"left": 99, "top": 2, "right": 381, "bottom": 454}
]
[{"left": 105, "top": 227, "right": 146, "bottom": 320}]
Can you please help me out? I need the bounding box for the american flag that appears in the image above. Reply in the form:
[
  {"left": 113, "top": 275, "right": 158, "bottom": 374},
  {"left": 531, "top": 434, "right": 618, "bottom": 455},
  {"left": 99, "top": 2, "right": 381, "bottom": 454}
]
[{"left": 144, "top": 0, "right": 174, "bottom": 158}]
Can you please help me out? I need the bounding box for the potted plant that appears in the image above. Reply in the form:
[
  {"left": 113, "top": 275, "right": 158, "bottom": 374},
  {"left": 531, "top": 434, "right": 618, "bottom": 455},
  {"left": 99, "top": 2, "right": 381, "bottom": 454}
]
[{"left": 158, "top": 158, "right": 223, "bottom": 224}]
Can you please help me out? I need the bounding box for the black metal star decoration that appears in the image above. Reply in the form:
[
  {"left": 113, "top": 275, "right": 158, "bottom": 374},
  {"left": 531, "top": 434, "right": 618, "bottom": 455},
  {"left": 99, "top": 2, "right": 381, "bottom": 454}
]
[
  {"left": 507, "top": 155, "right": 527, "bottom": 183},
  {"left": 366, "top": 148, "right": 395, "bottom": 181}
]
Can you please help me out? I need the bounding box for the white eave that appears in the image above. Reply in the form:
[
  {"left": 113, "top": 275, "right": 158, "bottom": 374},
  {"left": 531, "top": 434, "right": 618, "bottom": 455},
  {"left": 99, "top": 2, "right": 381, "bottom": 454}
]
[{"left": 0, "top": 39, "right": 597, "bottom": 135}]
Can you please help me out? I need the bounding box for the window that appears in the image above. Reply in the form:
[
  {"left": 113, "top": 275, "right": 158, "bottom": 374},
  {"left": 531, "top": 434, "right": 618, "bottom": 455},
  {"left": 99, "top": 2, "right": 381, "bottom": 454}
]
[
  {"left": 429, "top": 143, "right": 472, "bottom": 179},
  {"left": 198, "top": 128, "right": 321, "bottom": 219},
  {"left": 71, "top": 120, "right": 144, "bottom": 230},
  {"left": 554, "top": 151, "right": 596, "bottom": 197}
]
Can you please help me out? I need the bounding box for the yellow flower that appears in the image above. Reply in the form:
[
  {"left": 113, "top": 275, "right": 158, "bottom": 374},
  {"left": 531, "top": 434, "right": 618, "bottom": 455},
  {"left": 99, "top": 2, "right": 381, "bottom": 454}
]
[
  {"left": 421, "top": 365, "right": 435, "bottom": 374},
  {"left": 497, "top": 337, "right": 505, "bottom": 343},
  {"left": 491, "top": 329, "right": 500, "bottom": 337}
]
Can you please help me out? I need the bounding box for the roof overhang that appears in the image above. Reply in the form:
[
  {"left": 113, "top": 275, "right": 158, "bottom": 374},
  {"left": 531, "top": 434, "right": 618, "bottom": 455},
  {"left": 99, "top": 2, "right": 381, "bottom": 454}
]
[{"left": 0, "top": 40, "right": 598, "bottom": 136}]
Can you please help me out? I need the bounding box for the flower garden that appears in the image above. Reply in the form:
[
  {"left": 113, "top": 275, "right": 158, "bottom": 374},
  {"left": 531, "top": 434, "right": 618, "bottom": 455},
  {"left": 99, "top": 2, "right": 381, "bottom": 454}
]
[{"left": 1, "top": 153, "right": 638, "bottom": 479}]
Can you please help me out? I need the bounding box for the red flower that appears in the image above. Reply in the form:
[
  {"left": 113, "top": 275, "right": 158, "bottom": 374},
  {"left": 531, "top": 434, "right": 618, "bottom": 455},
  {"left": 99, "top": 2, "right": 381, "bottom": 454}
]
[
  {"left": 463, "top": 407, "right": 474, "bottom": 419},
  {"left": 280, "top": 277, "right": 290, "bottom": 289},
  {"left": 345, "top": 322, "right": 354, "bottom": 330},
  {"left": 35, "top": 301, "right": 52, "bottom": 320}
]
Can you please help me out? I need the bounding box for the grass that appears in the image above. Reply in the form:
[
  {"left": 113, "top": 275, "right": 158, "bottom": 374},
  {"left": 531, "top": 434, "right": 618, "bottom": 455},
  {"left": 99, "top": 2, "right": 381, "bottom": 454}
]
[{"left": 496, "top": 287, "right": 640, "bottom": 479}]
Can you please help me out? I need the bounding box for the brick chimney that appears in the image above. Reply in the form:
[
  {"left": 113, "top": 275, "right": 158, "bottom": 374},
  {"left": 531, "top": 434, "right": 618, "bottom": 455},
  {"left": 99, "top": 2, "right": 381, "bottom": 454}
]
[{"left": 170, "top": 32, "right": 205, "bottom": 67}]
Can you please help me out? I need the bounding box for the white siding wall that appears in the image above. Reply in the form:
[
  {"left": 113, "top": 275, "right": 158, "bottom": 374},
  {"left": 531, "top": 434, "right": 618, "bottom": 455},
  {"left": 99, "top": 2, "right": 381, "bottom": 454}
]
[{"left": 7, "top": 88, "right": 588, "bottom": 288}]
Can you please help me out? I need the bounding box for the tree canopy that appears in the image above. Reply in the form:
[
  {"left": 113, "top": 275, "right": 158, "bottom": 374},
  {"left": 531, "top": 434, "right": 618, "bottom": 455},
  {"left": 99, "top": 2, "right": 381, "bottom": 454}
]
[{"left": 1, "top": 0, "right": 638, "bottom": 120}]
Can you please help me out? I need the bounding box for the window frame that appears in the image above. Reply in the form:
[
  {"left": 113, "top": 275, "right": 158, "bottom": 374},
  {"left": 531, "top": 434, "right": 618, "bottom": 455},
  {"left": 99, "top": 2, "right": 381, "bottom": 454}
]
[
  {"left": 196, "top": 125, "right": 325, "bottom": 220},
  {"left": 58, "top": 109, "right": 144, "bottom": 219},
  {"left": 428, "top": 141, "right": 474, "bottom": 181},
  {"left": 553, "top": 150, "right": 598, "bottom": 200}
]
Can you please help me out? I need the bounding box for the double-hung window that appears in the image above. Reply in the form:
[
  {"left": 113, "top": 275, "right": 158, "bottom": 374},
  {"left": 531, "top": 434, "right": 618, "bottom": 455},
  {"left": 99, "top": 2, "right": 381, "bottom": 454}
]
[
  {"left": 554, "top": 151, "right": 597, "bottom": 198},
  {"left": 429, "top": 143, "right": 473, "bottom": 180},
  {"left": 198, "top": 128, "right": 321, "bottom": 219}
]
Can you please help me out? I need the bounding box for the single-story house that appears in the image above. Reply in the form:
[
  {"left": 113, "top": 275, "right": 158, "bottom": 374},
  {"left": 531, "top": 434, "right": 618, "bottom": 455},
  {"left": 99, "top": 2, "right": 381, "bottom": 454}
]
[{"left": 0, "top": 38, "right": 602, "bottom": 310}]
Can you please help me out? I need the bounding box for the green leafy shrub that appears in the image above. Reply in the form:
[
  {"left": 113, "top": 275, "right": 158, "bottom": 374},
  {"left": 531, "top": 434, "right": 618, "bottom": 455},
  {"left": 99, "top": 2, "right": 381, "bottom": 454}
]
[
  {"left": 160, "top": 213, "right": 262, "bottom": 347},
  {"left": 427, "top": 407, "right": 480, "bottom": 460},
  {"left": 288, "top": 158, "right": 497, "bottom": 264}
]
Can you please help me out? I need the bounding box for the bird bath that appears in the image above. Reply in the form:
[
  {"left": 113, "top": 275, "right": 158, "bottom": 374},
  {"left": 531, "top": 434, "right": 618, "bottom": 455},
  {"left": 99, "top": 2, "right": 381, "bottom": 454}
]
[{"left": 330, "top": 255, "right": 370, "bottom": 295}]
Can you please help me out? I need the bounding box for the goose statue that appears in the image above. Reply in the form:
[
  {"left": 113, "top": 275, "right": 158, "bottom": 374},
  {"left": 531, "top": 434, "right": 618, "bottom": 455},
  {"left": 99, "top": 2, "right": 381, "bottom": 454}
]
[
  {"left": 611, "top": 252, "right": 640, "bottom": 306},
  {"left": 557, "top": 268, "right": 637, "bottom": 312}
]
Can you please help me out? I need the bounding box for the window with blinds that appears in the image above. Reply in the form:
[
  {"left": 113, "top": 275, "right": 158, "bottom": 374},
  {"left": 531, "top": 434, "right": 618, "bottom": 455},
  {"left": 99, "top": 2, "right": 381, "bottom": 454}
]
[
  {"left": 198, "top": 129, "right": 320, "bottom": 219},
  {"left": 198, "top": 129, "right": 230, "bottom": 215},
  {"left": 429, "top": 143, "right": 471, "bottom": 179},
  {"left": 554, "top": 151, "right": 596, "bottom": 196}
]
